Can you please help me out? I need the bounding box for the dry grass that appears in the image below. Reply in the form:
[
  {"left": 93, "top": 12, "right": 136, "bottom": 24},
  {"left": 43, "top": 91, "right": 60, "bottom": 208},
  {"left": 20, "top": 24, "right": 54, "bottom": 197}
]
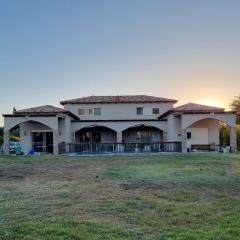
[{"left": 0, "top": 154, "right": 240, "bottom": 239}]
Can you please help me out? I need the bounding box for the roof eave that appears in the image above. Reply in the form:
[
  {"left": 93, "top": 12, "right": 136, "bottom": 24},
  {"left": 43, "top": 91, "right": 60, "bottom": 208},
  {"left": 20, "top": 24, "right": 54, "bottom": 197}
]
[
  {"left": 3, "top": 112, "right": 80, "bottom": 120},
  {"left": 158, "top": 110, "right": 236, "bottom": 120},
  {"left": 60, "top": 100, "right": 177, "bottom": 105},
  {"left": 3, "top": 113, "right": 58, "bottom": 117}
]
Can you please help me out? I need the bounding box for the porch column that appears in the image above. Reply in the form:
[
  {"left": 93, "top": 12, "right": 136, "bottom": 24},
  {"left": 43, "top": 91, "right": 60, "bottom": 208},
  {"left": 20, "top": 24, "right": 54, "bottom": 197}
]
[
  {"left": 3, "top": 130, "right": 10, "bottom": 155},
  {"left": 71, "top": 132, "right": 75, "bottom": 143},
  {"left": 117, "top": 131, "right": 122, "bottom": 143},
  {"left": 116, "top": 131, "right": 124, "bottom": 152},
  {"left": 53, "top": 130, "right": 59, "bottom": 155},
  {"left": 230, "top": 126, "right": 237, "bottom": 152},
  {"left": 163, "top": 131, "right": 167, "bottom": 142},
  {"left": 181, "top": 128, "right": 187, "bottom": 153}
]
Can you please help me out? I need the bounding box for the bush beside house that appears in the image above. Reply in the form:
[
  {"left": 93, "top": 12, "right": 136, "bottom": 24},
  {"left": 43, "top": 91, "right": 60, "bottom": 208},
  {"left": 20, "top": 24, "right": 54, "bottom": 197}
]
[
  {"left": 0, "top": 126, "right": 20, "bottom": 145},
  {"left": 237, "top": 125, "right": 240, "bottom": 150},
  {"left": 0, "top": 127, "right": 3, "bottom": 145}
]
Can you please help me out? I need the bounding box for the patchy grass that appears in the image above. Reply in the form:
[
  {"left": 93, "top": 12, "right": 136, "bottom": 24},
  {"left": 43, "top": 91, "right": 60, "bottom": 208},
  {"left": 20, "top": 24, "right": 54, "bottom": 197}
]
[{"left": 0, "top": 154, "right": 240, "bottom": 239}]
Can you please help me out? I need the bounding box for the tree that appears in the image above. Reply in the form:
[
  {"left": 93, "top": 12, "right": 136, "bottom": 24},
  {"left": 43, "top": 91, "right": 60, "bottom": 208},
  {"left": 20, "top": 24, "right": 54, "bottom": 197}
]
[
  {"left": 230, "top": 95, "right": 240, "bottom": 124},
  {"left": 237, "top": 125, "right": 240, "bottom": 151},
  {"left": 0, "top": 127, "right": 3, "bottom": 137},
  {"left": 219, "top": 123, "right": 230, "bottom": 146}
]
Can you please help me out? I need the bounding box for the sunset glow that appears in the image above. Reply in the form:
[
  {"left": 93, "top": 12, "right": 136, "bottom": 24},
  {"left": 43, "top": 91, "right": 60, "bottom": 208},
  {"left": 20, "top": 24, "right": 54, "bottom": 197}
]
[
  {"left": 0, "top": 1, "right": 240, "bottom": 125},
  {"left": 199, "top": 99, "right": 226, "bottom": 109}
]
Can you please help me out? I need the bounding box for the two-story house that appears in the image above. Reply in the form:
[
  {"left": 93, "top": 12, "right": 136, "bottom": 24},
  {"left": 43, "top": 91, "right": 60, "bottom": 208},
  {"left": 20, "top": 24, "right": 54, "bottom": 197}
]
[{"left": 3, "top": 95, "right": 237, "bottom": 154}]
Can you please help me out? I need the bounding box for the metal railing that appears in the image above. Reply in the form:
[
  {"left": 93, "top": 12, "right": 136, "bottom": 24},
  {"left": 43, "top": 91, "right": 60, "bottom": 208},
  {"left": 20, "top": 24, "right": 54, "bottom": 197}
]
[{"left": 59, "top": 142, "right": 182, "bottom": 154}]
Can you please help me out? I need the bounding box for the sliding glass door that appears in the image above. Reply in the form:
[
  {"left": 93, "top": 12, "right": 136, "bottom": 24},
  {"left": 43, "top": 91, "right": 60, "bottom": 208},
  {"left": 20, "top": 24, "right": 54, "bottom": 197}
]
[{"left": 32, "top": 131, "right": 53, "bottom": 153}]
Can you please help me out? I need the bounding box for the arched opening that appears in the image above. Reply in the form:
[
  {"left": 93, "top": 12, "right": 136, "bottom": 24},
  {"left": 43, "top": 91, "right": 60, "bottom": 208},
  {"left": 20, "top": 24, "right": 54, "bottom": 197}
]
[
  {"left": 75, "top": 125, "right": 117, "bottom": 143},
  {"left": 6, "top": 120, "right": 54, "bottom": 154},
  {"left": 0, "top": 125, "right": 21, "bottom": 154},
  {"left": 185, "top": 118, "right": 231, "bottom": 152},
  {"left": 122, "top": 124, "right": 163, "bottom": 143}
]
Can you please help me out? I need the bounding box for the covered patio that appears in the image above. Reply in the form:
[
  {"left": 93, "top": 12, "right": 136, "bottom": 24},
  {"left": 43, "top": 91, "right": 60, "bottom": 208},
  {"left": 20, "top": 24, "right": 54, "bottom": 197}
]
[
  {"left": 159, "top": 103, "right": 237, "bottom": 153},
  {"left": 3, "top": 105, "right": 79, "bottom": 155},
  {"left": 122, "top": 124, "right": 164, "bottom": 143}
]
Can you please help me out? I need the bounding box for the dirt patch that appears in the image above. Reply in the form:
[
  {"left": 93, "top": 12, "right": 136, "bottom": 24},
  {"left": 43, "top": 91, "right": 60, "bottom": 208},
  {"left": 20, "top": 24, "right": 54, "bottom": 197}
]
[{"left": 0, "top": 167, "right": 42, "bottom": 181}]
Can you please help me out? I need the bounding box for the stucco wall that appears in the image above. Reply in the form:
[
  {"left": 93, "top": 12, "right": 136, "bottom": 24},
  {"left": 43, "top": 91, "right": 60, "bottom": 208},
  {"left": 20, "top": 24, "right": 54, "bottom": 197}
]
[
  {"left": 166, "top": 115, "right": 175, "bottom": 141},
  {"left": 58, "top": 119, "right": 65, "bottom": 143},
  {"left": 181, "top": 113, "right": 235, "bottom": 128},
  {"left": 186, "top": 118, "right": 220, "bottom": 148},
  {"left": 174, "top": 116, "right": 182, "bottom": 141},
  {"left": 64, "top": 116, "right": 72, "bottom": 143},
  {"left": 64, "top": 103, "right": 174, "bottom": 120},
  {"left": 71, "top": 121, "right": 167, "bottom": 134},
  {"left": 4, "top": 116, "right": 59, "bottom": 131},
  {"left": 167, "top": 115, "right": 182, "bottom": 142}
]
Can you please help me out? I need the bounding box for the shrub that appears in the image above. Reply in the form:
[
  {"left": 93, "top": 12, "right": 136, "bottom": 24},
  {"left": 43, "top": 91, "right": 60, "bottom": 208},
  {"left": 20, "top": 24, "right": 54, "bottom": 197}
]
[
  {"left": 10, "top": 136, "right": 20, "bottom": 142},
  {"left": 237, "top": 125, "right": 240, "bottom": 150},
  {"left": 220, "top": 123, "right": 230, "bottom": 146}
]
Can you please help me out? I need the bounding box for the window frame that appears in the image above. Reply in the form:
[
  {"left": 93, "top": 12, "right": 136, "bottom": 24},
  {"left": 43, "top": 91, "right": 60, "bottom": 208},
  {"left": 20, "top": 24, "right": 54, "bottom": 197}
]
[
  {"left": 78, "top": 109, "right": 93, "bottom": 115},
  {"left": 136, "top": 107, "right": 143, "bottom": 115},
  {"left": 187, "top": 132, "right": 192, "bottom": 139},
  {"left": 93, "top": 108, "right": 101, "bottom": 116},
  {"left": 152, "top": 108, "right": 160, "bottom": 114}
]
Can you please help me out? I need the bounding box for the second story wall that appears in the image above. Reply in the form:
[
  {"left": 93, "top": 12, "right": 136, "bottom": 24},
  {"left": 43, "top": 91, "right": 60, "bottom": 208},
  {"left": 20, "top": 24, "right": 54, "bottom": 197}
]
[{"left": 63, "top": 102, "right": 174, "bottom": 120}]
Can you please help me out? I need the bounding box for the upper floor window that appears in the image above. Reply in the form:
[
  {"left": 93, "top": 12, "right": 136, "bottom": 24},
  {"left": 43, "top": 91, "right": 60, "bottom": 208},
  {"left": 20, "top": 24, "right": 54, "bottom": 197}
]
[
  {"left": 94, "top": 108, "right": 101, "bottom": 116},
  {"left": 187, "top": 132, "right": 192, "bottom": 139},
  {"left": 78, "top": 109, "right": 92, "bottom": 115},
  {"left": 137, "top": 107, "right": 143, "bottom": 115},
  {"left": 152, "top": 108, "right": 159, "bottom": 114}
]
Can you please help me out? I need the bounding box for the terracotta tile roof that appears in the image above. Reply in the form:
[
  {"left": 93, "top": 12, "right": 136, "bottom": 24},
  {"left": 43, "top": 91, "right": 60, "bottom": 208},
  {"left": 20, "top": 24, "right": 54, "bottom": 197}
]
[
  {"left": 15, "top": 105, "right": 68, "bottom": 114},
  {"left": 158, "top": 103, "right": 226, "bottom": 119},
  {"left": 60, "top": 95, "right": 177, "bottom": 105},
  {"left": 173, "top": 103, "right": 225, "bottom": 112},
  {"left": 13, "top": 105, "right": 79, "bottom": 120}
]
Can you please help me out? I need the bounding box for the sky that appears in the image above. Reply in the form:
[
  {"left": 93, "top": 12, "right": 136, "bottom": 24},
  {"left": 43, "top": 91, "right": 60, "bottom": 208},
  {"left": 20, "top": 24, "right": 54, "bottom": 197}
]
[{"left": 1, "top": 0, "right": 240, "bottom": 126}]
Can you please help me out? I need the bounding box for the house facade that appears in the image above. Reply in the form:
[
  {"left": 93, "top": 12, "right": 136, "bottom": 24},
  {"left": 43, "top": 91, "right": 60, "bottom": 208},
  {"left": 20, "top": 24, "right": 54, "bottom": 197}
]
[{"left": 3, "top": 95, "right": 237, "bottom": 154}]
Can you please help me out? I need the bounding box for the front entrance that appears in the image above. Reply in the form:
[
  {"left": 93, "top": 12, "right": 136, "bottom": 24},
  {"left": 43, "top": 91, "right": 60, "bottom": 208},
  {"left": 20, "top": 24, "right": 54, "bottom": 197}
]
[{"left": 32, "top": 131, "right": 53, "bottom": 153}]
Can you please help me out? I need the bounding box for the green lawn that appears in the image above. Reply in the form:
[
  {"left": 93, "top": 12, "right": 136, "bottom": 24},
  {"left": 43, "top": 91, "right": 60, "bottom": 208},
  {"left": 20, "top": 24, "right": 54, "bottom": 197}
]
[{"left": 0, "top": 154, "right": 240, "bottom": 240}]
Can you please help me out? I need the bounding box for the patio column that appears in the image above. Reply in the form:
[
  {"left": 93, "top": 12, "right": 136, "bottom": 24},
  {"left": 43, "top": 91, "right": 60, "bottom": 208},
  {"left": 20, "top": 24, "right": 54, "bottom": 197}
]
[
  {"left": 230, "top": 126, "right": 237, "bottom": 152},
  {"left": 3, "top": 130, "right": 10, "bottom": 155},
  {"left": 116, "top": 131, "right": 124, "bottom": 152},
  {"left": 117, "top": 131, "right": 122, "bottom": 143},
  {"left": 181, "top": 128, "right": 187, "bottom": 153},
  {"left": 71, "top": 132, "right": 75, "bottom": 143},
  {"left": 163, "top": 131, "right": 167, "bottom": 142},
  {"left": 53, "top": 130, "right": 59, "bottom": 155}
]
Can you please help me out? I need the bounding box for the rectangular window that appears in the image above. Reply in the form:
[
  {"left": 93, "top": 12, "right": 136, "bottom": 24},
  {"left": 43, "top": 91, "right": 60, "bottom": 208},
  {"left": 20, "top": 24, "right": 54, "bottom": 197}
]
[
  {"left": 187, "top": 132, "right": 192, "bottom": 139},
  {"left": 78, "top": 109, "right": 92, "bottom": 115},
  {"left": 94, "top": 108, "right": 101, "bottom": 116},
  {"left": 152, "top": 108, "right": 159, "bottom": 114},
  {"left": 137, "top": 107, "right": 143, "bottom": 115}
]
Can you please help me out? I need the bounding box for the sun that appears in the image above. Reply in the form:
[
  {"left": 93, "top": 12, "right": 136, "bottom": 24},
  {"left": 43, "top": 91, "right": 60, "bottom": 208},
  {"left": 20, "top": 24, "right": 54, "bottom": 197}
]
[{"left": 200, "top": 99, "right": 223, "bottom": 108}]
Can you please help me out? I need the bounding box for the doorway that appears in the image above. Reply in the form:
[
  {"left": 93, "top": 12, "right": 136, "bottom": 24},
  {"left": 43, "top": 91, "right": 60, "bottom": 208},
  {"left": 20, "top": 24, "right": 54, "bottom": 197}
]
[{"left": 32, "top": 131, "right": 53, "bottom": 153}]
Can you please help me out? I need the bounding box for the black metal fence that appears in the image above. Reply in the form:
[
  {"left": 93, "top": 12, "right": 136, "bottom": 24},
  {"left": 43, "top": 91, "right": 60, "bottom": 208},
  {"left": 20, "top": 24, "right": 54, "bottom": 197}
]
[{"left": 59, "top": 142, "right": 182, "bottom": 154}]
